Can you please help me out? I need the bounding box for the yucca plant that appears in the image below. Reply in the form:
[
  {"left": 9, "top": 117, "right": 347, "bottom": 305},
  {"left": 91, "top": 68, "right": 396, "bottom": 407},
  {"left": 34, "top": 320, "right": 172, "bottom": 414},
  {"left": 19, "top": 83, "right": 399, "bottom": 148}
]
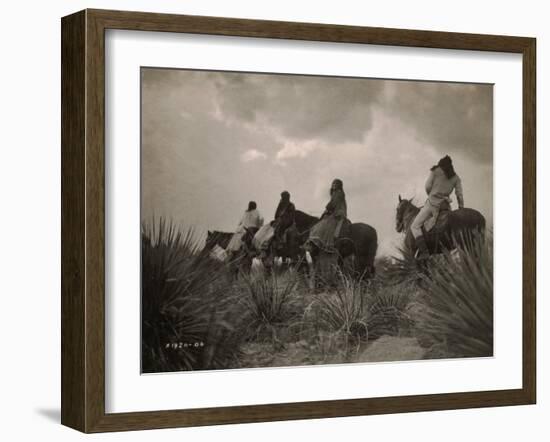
[
  {"left": 367, "top": 283, "right": 414, "bottom": 340},
  {"left": 379, "top": 245, "right": 427, "bottom": 287},
  {"left": 417, "top": 232, "right": 493, "bottom": 358},
  {"left": 312, "top": 270, "right": 369, "bottom": 342},
  {"left": 239, "top": 272, "right": 299, "bottom": 342},
  {"left": 141, "top": 218, "right": 242, "bottom": 372}
]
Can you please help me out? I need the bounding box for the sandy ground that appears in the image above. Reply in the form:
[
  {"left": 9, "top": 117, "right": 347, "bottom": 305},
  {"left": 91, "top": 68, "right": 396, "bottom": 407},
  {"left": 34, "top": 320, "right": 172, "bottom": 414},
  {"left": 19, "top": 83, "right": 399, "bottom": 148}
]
[
  {"left": 239, "top": 335, "right": 426, "bottom": 369},
  {"left": 355, "top": 336, "right": 425, "bottom": 362}
]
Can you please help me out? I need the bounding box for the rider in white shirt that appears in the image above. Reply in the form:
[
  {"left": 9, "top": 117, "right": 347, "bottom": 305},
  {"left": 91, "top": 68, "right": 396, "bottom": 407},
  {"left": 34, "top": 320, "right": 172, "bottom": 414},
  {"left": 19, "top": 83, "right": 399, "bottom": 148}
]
[
  {"left": 226, "top": 201, "right": 264, "bottom": 253},
  {"left": 411, "top": 155, "right": 464, "bottom": 258}
]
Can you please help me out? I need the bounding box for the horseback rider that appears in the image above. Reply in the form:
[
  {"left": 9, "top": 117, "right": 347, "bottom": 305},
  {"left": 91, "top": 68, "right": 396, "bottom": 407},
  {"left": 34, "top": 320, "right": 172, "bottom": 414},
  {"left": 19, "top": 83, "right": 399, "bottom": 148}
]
[
  {"left": 411, "top": 155, "right": 464, "bottom": 258},
  {"left": 226, "top": 201, "right": 264, "bottom": 256},
  {"left": 307, "top": 178, "right": 348, "bottom": 251},
  {"left": 272, "top": 191, "right": 296, "bottom": 244},
  {"left": 325, "top": 179, "right": 347, "bottom": 224}
]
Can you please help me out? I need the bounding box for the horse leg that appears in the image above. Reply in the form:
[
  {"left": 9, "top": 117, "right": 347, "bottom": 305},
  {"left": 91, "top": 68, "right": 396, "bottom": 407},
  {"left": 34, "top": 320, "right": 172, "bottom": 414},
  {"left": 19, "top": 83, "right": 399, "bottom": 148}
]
[{"left": 352, "top": 254, "right": 367, "bottom": 279}]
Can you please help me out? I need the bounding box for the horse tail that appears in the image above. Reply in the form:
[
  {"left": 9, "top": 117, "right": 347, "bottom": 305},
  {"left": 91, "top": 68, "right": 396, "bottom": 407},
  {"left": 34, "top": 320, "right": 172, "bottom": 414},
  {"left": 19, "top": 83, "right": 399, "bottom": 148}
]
[
  {"left": 480, "top": 213, "right": 486, "bottom": 231},
  {"left": 367, "top": 232, "right": 378, "bottom": 277},
  {"left": 355, "top": 225, "right": 378, "bottom": 279},
  {"left": 475, "top": 212, "right": 487, "bottom": 244}
]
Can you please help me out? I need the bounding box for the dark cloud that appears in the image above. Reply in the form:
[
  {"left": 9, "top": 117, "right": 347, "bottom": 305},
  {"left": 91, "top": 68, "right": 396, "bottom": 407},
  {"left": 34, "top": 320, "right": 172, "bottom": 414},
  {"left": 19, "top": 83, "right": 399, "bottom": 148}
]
[
  {"left": 141, "top": 68, "right": 283, "bottom": 232},
  {"left": 387, "top": 81, "right": 493, "bottom": 163},
  {"left": 215, "top": 73, "right": 384, "bottom": 144}
]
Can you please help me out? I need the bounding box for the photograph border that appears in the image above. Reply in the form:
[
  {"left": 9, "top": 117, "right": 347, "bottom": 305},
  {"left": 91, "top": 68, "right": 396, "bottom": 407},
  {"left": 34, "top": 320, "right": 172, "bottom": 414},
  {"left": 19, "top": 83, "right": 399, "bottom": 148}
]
[{"left": 61, "top": 9, "right": 536, "bottom": 433}]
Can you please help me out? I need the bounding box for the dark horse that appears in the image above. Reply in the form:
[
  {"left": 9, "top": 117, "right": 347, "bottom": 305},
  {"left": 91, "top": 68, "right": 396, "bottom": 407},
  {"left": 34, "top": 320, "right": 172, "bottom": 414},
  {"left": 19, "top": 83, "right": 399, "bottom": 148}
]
[
  {"left": 301, "top": 213, "right": 378, "bottom": 279},
  {"left": 395, "top": 195, "right": 485, "bottom": 255},
  {"left": 272, "top": 210, "right": 378, "bottom": 277},
  {"left": 274, "top": 210, "right": 319, "bottom": 260},
  {"left": 257, "top": 210, "right": 320, "bottom": 273}
]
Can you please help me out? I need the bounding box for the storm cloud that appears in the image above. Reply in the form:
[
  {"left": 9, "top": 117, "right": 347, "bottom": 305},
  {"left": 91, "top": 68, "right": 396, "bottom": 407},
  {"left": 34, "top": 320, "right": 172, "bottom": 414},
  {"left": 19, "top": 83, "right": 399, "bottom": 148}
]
[{"left": 141, "top": 68, "right": 493, "bottom": 255}]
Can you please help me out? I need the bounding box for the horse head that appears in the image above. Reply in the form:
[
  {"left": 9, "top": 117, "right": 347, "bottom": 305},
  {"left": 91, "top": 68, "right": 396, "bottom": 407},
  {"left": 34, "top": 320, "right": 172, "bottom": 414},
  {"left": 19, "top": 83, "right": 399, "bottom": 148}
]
[
  {"left": 204, "top": 230, "right": 233, "bottom": 251},
  {"left": 395, "top": 195, "right": 415, "bottom": 233},
  {"left": 204, "top": 230, "right": 216, "bottom": 250}
]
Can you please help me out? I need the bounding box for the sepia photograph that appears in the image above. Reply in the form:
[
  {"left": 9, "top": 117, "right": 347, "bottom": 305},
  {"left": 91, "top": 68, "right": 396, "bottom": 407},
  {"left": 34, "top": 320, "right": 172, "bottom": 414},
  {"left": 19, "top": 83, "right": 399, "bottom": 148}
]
[{"left": 140, "top": 67, "right": 493, "bottom": 374}]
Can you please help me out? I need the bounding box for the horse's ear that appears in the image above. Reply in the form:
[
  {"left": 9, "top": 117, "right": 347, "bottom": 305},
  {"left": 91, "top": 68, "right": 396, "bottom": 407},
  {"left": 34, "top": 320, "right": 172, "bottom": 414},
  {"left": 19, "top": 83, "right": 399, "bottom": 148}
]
[
  {"left": 207, "top": 230, "right": 212, "bottom": 236},
  {"left": 398, "top": 194, "right": 402, "bottom": 202}
]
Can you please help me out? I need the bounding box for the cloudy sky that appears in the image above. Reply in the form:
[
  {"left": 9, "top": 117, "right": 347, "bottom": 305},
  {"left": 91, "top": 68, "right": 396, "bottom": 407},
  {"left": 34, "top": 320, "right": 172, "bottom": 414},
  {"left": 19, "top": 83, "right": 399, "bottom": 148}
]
[{"left": 141, "top": 68, "right": 493, "bottom": 255}]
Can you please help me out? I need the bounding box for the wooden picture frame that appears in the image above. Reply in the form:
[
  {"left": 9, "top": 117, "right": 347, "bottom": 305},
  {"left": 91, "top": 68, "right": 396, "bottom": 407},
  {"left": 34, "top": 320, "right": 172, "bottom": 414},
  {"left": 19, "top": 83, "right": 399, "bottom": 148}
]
[{"left": 61, "top": 9, "right": 536, "bottom": 433}]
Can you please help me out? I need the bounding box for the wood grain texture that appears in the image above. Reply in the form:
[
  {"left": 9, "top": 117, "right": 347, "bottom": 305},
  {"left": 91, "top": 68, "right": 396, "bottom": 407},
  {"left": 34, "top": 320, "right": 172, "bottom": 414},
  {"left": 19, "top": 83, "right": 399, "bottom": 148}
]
[
  {"left": 522, "top": 38, "right": 536, "bottom": 403},
  {"left": 89, "top": 8, "right": 532, "bottom": 52},
  {"left": 60, "top": 9, "right": 537, "bottom": 433},
  {"left": 61, "top": 10, "right": 86, "bottom": 432},
  {"left": 85, "top": 9, "right": 107, "bottom": 432}
]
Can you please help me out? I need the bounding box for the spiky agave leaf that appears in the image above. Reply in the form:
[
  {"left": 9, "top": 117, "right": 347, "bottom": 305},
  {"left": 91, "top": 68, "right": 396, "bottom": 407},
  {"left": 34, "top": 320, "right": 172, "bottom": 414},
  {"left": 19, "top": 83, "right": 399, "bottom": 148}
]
[
  {"left": 417, "top": 232, "right": 493, "bottom": 358},
  {"left": 141, "top": 217, "right": 243, "bottom": 373},
  {"left": 379, "top": 245, "right": 427, "bottom": 287},
  {"left": 239, "top": 272, "right": 299, "bottom": 341},
  {"left": 367, "top": 283, "right": 414, "bottom": 340},
  {"left": 312, "top": 270, "right": 369, "bottom": 341}
]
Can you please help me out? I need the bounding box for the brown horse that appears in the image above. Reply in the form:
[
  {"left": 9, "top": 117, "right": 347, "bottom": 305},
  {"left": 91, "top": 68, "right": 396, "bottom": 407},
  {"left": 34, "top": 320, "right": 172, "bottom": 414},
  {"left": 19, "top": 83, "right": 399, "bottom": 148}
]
[{"left": 395, "top": 195, "right": 485, "bottom": 255}]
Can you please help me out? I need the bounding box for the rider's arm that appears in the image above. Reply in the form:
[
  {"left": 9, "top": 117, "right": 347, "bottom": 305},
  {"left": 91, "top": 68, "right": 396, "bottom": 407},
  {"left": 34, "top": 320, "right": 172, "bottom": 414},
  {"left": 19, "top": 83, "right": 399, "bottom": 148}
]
[
  {"left": 425, "top": 171, "right": 435, "bottom": 195},
  {"left": 455, "top": 176, "right": 465, "bottom": 209}
]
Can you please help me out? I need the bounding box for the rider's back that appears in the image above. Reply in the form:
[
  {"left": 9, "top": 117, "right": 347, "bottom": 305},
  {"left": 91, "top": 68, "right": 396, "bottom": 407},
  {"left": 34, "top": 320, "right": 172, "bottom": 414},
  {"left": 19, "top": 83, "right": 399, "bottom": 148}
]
[{"left": 427, "top": 166, "right": 463, "bottom": 208}]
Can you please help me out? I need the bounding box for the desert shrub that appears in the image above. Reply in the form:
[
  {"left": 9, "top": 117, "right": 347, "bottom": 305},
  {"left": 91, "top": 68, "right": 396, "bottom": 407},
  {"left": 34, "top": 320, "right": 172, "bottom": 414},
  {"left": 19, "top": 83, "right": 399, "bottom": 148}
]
[
  {"left": 367, "top": 283, "right": 414, "bottom": 340},
  {"left": 141, "top": 218, "right": 243, "bottom": 373},
  {"left": 416, "top": 232, "right": 493, "bottom": 358},
  {"left": 378, "top": 246, "right": 427, "bottom": 287},
  {"left": 310, "top": 271, "right": 369, "bottom": 342},
  {"left": 239, "top": 271, "right": 299, "bottom": 342}
]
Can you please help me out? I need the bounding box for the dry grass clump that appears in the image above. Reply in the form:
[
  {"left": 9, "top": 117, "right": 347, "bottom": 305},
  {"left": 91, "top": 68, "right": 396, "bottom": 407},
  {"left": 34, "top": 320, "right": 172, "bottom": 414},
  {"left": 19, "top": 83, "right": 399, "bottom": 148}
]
[
  {"left": 367, "top": 282, "right": 415, "bottom": 340},
  {"left": 312, "top": 271, "right": 370, "bottom": 341},
  {"left": 238, "top": 271, "right": 300, "bottom": 343}
]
